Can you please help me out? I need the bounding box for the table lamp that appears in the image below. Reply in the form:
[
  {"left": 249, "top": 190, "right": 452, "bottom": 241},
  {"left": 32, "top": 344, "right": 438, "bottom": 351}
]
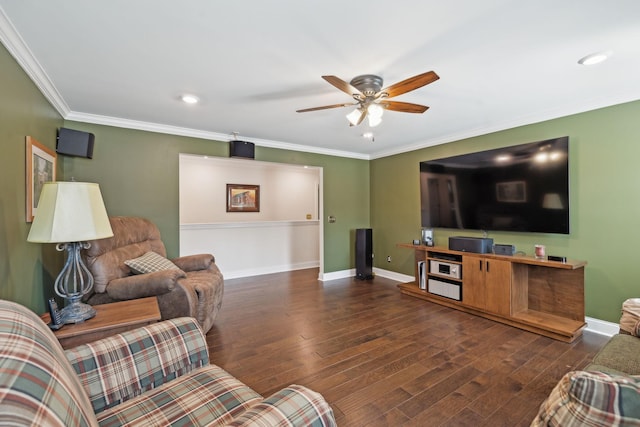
[{"left": 27, "top": 181, "right": 113, "bottom": 323}]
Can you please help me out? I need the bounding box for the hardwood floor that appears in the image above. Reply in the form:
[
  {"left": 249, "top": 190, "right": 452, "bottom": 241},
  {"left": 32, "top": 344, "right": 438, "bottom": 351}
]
[{"left": 206, "top": 268, "right": 608, "bottom": 426}]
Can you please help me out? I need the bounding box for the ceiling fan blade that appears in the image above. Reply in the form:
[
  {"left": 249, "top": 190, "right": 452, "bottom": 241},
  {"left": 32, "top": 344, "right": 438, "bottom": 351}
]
[
  {"left": 322, "top": 75, "right": 362, "bottom": 96},
  {"left": 380, "top": 101, "right": 429, "bottom": 113},
  {"left": 381, "top": 71, "right": 439, "bottom": 98},
  {"left": 296, "top": 103, "right": 354, "bottom": 113}
]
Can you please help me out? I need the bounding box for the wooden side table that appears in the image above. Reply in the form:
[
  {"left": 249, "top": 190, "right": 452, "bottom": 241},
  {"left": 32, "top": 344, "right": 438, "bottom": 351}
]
[{"left": 41, "top": 297, "right": 161, "bottom": 349}]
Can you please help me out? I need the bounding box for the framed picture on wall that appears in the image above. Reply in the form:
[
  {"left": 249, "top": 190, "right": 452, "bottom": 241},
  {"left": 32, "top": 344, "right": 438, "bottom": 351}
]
[
  {"left": 226, "top": 184, "right": 260, "bottom": 212},
  {"left": 26, "top": 136, "right": 57, "bottom": 222}
]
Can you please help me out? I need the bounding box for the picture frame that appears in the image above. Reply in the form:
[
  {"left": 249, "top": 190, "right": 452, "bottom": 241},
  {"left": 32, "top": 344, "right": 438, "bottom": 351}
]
[
  {"left": 26, "top": 136, "right": 57, "bottom": 222},
  {"left": 226, "top": 184, "right": 260, "bottom": 212},
  {"left": 496, "top": 180, "right": 526, "bottom": 203}
]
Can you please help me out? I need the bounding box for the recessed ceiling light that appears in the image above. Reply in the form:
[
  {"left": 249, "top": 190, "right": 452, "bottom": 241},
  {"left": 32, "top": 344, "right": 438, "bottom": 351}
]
[
  {"left": 578, "top": 51, "right": 611, "bottom": 66},
  {"left": 181, "top": 94, "right": 200, "bottom": 104}
]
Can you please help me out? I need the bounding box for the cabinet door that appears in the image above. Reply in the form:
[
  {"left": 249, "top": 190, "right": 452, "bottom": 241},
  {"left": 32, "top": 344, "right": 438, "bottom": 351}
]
[
  {"left": 462, "top": 256, "right": 486, "bottom": 309},
  {"left": 483, "top": 259, "right": 512, "bottom": 316}
]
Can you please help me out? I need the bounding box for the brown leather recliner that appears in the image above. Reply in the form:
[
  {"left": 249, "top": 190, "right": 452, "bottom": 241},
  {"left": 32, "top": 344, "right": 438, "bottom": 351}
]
[{"left": 83, "top": 216, "right": 223, "bottom": 333}]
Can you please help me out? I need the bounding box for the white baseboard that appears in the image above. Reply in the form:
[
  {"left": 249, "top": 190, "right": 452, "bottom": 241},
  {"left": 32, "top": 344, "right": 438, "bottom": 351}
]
[
  {"left": 319, "top": 269, "right": 355, "bottom": 281},
  {"left": 224, "top": 261, "right": 319, "bottom": 280},
  {"left": 373, "top": 268, "right": 414, "bottom": 283},
  {"left": 319, "top": 268, "right": 413, "bottom": 283},
  {"left": 585, "top": 316, "right": 619, "bottom": 337}
]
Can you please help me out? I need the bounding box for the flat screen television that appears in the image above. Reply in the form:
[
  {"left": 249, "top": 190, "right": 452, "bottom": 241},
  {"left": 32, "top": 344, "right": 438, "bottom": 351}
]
[{"left": 420, "top": 136, "right": 569, "bottom": 234}]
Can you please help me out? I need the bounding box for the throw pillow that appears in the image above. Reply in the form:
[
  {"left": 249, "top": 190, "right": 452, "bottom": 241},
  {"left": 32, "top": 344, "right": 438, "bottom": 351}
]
[
  {"left": 124, "top": 251, "right": 180, "bottom": 274},
  {"left": 532, "top": 370, "right": 640, "bottom": 426}
]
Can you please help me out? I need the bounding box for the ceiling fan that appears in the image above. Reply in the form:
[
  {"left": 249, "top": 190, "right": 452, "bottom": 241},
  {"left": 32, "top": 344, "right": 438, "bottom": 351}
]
[{"left": 296, "top": 71, "right": 439, "bottom": 127}]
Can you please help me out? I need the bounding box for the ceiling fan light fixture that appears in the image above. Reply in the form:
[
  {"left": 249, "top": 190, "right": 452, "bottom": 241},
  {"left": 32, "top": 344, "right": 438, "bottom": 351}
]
[
  {"left": 300, "top": 71, "right": 437, "bottom": 127},
  {"left": 367, "top": 103, "right": 384, "bottom": 118},
  {"left": 346, "top": 108, "right": 363, "bottom": 126},
  {"left": 368, "top": 114, "right": 382, "bottom": 127}
]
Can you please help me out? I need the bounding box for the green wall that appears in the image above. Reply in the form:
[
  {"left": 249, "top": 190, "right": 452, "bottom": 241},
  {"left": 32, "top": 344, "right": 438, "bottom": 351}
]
[
  {"left": 61, "top": 121, "right": 371, "bottom": 273},
  {"left": 2, "top": 35, "right": 639, "bottom": 323},
  {"left": 0, "top": 39, "right": 370, "bottom": 314},
  {"left": 0, "top": 43, "right": 63, "bottom": 313},
  {"left": 371, "top": 100, "right": 640, "bottom": 322}
]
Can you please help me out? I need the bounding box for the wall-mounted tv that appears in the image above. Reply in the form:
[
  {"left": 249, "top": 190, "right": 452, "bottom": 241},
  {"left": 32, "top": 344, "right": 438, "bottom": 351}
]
[{"left": 420, "top": 136, "right": 569, "bottom": 234}]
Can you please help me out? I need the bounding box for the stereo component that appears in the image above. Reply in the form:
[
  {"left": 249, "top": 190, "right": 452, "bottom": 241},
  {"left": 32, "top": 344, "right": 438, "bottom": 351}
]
[
  {"left": 430, "top": 252, "right": 461, "bottom": 262},
  {"left": 429, "top": 260, "right": 461, "bottom": 280},
  {"left": 418, "top": 261, "right": 427, "bottom": 290},
  {"left": 428, "top": 278, "right": 461, "bottom": 301},
  {"left": 493, "top": 244, "right": 516, "bottom": 256},
  {"left": 449, "top": 236, "right": 494, "bottom": 254}
]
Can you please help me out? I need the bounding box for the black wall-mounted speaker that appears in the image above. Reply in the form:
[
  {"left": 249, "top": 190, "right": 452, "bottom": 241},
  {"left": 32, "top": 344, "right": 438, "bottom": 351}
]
[
  {"left": 56, "top": 128, "right": 95, "bottom": 159},
  {"left": 229, "top": 140, "right": 255, "bottom": 159}
]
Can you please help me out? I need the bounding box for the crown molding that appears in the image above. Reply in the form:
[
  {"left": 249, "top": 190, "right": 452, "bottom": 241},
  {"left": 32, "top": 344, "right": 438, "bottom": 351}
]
[
  {"left": 66, "top": 111, "right": 371, "bottom": 160},
  {"left": 1, "top": 5, "right": 368, "bottom": 161},
  {"left": 0, "top": 6, "right": 69, "bottom": 117},
  {"left": 7, "top": 2, "right": 636, "bottom": 162},
  {"left": 370, "top": 93, "right": 640, "bottom": 159}
]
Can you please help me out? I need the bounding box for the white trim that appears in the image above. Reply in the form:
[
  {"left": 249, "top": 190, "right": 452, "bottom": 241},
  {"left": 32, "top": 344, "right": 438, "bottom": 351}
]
[
  {"left": 0, "top": 7, "right": 69, "bottom": 116},
  {"left": 180, "top": 220, "right": 319, "bottom": 230},
  {"left": 318, "top": 268, "right": 413, "bottom": 283},
  {"left": 0, "top": 10, "right": 368, "bottom": 161},
  {"left": 585, "top": 316, "right": 619, "bottom": 337},
  {"left": 319, "top": 269, "right": 355, "bottom": 281},
  {"left": 225, "top": 261, "right": 320, "bottom": 280},
  {"left": 373, "top": 268, "right": 414, "bottom": 283},
  {"left": 369, "top": 94, "right": 640, "bottom": 160},
  {"left": 65, "top": 111, "right": 370, "bottom": 160},
  {"left": 2, "top": 4, "right": 639, "bottom": 162},
  {"left": 318, "top": 169, "right": 325, "bottom": 282}
]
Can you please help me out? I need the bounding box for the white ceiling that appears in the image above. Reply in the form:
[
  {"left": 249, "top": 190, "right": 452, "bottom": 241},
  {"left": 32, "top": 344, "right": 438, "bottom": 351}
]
[{"left": 1, "top": 1, "right": 639, "bottom": 159}]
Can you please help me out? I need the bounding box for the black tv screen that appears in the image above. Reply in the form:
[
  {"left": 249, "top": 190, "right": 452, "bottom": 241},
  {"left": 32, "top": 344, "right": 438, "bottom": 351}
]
[{"left": 420, "top": 136, "right": 569, "bottom": 234}]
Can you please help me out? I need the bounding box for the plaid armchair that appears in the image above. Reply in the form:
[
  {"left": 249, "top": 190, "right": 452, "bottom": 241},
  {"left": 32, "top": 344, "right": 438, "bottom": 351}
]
[
  {"left": 0, "top": 299, "right": 336, "bottom": 426},
  {"left": 531, "top": 299, "right": 640, "bottom": 426}
]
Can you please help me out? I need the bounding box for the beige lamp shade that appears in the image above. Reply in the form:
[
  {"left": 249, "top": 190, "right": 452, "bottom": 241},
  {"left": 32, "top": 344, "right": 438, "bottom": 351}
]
[{"left": 27, "top": 182, "right": 113, "bottom": 243}]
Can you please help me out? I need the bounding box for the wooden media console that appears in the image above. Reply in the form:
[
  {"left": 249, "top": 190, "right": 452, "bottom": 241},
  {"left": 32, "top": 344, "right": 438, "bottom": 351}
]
[{"left": 397, "top": 244, "right": 587, "bottom": 342}]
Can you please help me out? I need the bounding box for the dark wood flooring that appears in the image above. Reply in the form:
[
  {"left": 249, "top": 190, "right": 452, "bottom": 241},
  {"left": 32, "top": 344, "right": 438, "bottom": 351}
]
[{"left": 206, "top": 268, "right": 608, "bottom": 426}]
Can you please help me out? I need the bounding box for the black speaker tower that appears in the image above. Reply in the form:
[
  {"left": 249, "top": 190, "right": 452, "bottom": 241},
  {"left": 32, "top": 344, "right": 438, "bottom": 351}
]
[{"left": 355, "top": 228, "right": 374, "bottom": 280}]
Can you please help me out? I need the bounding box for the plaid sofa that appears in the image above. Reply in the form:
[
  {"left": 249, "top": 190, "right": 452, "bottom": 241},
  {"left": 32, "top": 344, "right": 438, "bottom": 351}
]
[
  {"left": 0, "top": 299, "right": 336, "bottom": 426},
  {"left": 531, "top": 300, "right": 640, "bottom": 426}
]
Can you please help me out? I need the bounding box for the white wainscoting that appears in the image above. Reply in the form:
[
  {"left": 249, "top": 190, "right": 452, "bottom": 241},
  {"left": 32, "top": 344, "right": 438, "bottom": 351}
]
[{"left": 180, "top": 221, "right": 320, "bottom": 279}]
